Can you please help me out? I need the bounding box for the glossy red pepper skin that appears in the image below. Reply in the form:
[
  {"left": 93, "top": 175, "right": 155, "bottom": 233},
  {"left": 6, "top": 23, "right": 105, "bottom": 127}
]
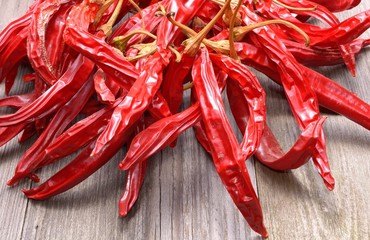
[
  {"left": 0, "top": 123, "right": 27, "bottom": 148},
  {"left": 161, "top": 53, "right": 194, "bottom": 114},
  {"left": 0, "top": 55, "right": 95, "bottom": 127},
  {"left": 210, "top": 54, "right": 266, "bottom": 159},
  {"left": 283, "top": 39, "right": 370, "bottom": 76},
  {"left": 235, "top": 40, "right": 370, "bottom": 131},
  {"left": 41, "top": 100, "right": 119, "bottom": 166},
  {"left": 0, "top": 27, "right": 28, "bottom": 89},
  {"left": 0, "top": 93, "right": 36, "bottom": 109},
  {"left": 22, "top": 133, "right": 130, "bottom": 200},
  {"left": 119, "top": 116, "right": 149, "bottom": 217},
  {"left": 120, "top": 102, "right": 201, "bottom": 170},
  {"left": 226, "top": 78, "right": 326, "bottom": 170},
  {"left": 92, "top": 50, "right": 171, "bottom": 155},
  {"left": 244, "top": 6, "right": 335, "bottom": 190},
  {"left": 27, "top": 0, "right": 76, "bottom": 85},
  {"left": 192, "top": 48, "right": 267, "bottom": 238},
  {"left": 7, "top": 77, "right": 94, "bottom": 186}
]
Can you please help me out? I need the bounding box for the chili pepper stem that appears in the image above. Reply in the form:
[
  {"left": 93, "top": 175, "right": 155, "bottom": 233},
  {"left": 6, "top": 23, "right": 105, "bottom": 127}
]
[
  {"left": 166, "top": 13, "right": 231, "bottom": 54},
  {"left": 234, "top": 19, "right": 311, "bottom": 46},
  {"left": 99, "top": 0, "right": 124, "bottom": 37},
  {"left": 113, "top": 29, "right": 157, "bottom": 52},
  {"left": 182, "top": 0, "right": 233, "bottom": 56},
  {"left": 272, "top": 0, "right": 318, "bottom": 11},
  {"left": 93, "top": 0, "right": 115, "bottom": 26},
  {"left": 229, "top": 0, "right": 243, "bottom": 61}
]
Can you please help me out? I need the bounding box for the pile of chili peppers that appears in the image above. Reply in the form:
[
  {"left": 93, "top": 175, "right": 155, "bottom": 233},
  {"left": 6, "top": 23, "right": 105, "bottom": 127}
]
[{"left": 1, "top": 0, "right": 370, "bottom": 237}]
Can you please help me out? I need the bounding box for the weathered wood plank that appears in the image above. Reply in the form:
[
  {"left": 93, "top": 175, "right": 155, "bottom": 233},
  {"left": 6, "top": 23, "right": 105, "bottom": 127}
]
[{"left": 255, "top": 3, "right": 370, "bottom": 240}]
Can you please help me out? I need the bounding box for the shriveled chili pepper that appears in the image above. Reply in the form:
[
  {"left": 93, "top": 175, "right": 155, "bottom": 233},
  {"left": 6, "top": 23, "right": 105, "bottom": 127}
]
[
  {"left": 209, "top": 53, "right": 266, "bottom": 159},
  {"left": 192, "top": 48, "right": 267, "bottom": 238},
  {"left": 7, "top": 77, "right": 95, "bottom": 186},
  {"left": 40, "top": 97, "right": 123, "bottom": 167},
  {"left": 226, "top": 76, "right": 326, "bottom": 170},
  {"left": 0, "top": 55, "right": 95, "bottom": 127},
  {"left": 27, "top": 0, "right": 76, "bottom": 84},
  {"left": 92, "top": 50, "right": 171, "bottom": 155},
  {"left": 161, "top": 52, "right": 194, "bottom": 114},
  {"left": 235, "top": 40, "right": 370, "bottom": 131},
  {"left": 120, "top": 102, "right": 201, "bottom": 170},
  {"left": 0, "top": 93, "right": 36, "bottom": 109}
]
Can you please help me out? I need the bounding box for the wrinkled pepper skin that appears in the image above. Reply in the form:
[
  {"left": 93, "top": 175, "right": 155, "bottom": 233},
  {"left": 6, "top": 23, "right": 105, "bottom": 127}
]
[{"left": 192, "top": 48, "right": 268, "bottom": 238}]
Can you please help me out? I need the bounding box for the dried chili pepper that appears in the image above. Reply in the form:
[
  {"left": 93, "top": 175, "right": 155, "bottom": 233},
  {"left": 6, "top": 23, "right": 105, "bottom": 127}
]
[{"left": 192, "top": 48, "right": 267, "bottom": 238}]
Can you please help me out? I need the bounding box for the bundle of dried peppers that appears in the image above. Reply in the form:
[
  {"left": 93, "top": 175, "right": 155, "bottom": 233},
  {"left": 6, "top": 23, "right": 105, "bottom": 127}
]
[{"left": 1, "top": 0, "right": 370, "bottom": 237}]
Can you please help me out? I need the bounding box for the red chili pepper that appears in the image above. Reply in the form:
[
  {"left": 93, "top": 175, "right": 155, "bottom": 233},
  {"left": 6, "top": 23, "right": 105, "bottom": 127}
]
[
  {"left": 7, "top": 77, "right": 94, "bottom": 186},
  {"left": 27, "top": 0, "right": 76, "bottom": 84},
  {"left": 119, "top": 102, "right": 201, "bottom": 170},
  {"left": 242, "top": 6, "right": 334, "bottom": 190},
  {"left": 161, "top": 53, "right": 194, "bottom": 114},
  {"left": 0, "top": 55, "right": 95, "bottom": 127},
  {"left": 209, "top": 54, "right": 266, "bottom": 159},
  {"left": 283, "top": 38, "right": 370, "bottom": 76},
  {"left": 18, "top": 123, "right": 37, "bottom": 143},
  {"left": 93, "top": 68, "right": 119, "bottom": 104},
  {"left": 0, "top": 123, "right": 27, "bottom": 148},
  {"left": 63, "top": 1, "right": 138, "bottom": 87},
  {"left": 119, "top": 116, "right": 149, "bottom": 216},
  {"left": 192, "top": 48, "right": 267, "bottom": 238},
  {"left": 0, "top": 93, "right": 36, "bottom": 109},
  {"left": 235, "top": 40, "right": 370, "bottom": 131},
  {"left": 40, "top": 97, "right": 123, "bottom": 167},
  {"left": 91, "top": 50, "right": 171, "bottom": 155},
  {"left": 226, "top": 77, "right": 326, "bottom": 170}
]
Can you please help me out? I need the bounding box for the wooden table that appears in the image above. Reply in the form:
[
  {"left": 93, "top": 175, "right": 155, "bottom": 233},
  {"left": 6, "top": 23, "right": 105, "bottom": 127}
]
[{"left": 0, "top": 1, "right": 369, "bottom": 239}]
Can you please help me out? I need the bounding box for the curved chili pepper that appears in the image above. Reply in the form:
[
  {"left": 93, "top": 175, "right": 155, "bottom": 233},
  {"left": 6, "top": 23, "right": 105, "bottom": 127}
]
[
  {"left": 242, "top": 6, "right": 334, "bottom": 190},
  {"left": 209, "top": 54, "right": 266, "bottom": 159},
  {"left": 23, "top": 123, "right": 135, "bottom": 200},
  {"left": 235, "top": 40, "right": 370, "bottom": 131},
  {"left": 0, "top": 123, "right": 26, "bottom": 148},
  {"left": 283, "top": 38, "right": 370, "bottom": 74},
  {"left": 7, "top": 77, "right": 94, "bottom": 186},
  {"left": 91, "top": 50, "right": 171, "bottom": 155},
  {"left": 226, "top": 77, "right": 326, "bottom": 170},
  {"left": 161, "top": 53, "right": 194, "bottom": 114},
  {"left": 119, "top": 116, "right": 149, "bottom": 216},
  {"left": 40, "top": 97, "right": 123, "bottom": 167},
  {"left": 119, "top": 159, "right": 148, "bottom": 216},
  {"left": 18, "top": 123, "right": 36, "bottom": 143},
  {"left": 192, "top": 48, "right": 267, "bottom": 238},
  {"left": 0, "top": 93, "right": 36, "bottom": 109},
  {"left": 0, "top": 55, "right": 95, "bottom": 127},
  {"left": 0, "top": 27, "right": 28, "bottom": 85},
  {"left": 27, "top": 0, "right": 75, "bottom": 84},
  {"left": 119, "top": 102, "right": 201, "bottom": 170},
  {"left": 63, "top": 1, "right": 138, "bottom": 88}
]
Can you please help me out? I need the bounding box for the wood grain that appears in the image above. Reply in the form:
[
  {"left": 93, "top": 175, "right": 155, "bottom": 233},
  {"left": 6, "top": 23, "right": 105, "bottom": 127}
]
[{"left": 0, "top": 1, "right": 369, "bottom": 240}]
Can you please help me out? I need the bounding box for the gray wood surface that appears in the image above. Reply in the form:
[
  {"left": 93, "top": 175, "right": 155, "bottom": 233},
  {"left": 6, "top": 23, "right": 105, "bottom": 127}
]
[{"left": 0, "top": 1, "right": 369, "bottom": 240}]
